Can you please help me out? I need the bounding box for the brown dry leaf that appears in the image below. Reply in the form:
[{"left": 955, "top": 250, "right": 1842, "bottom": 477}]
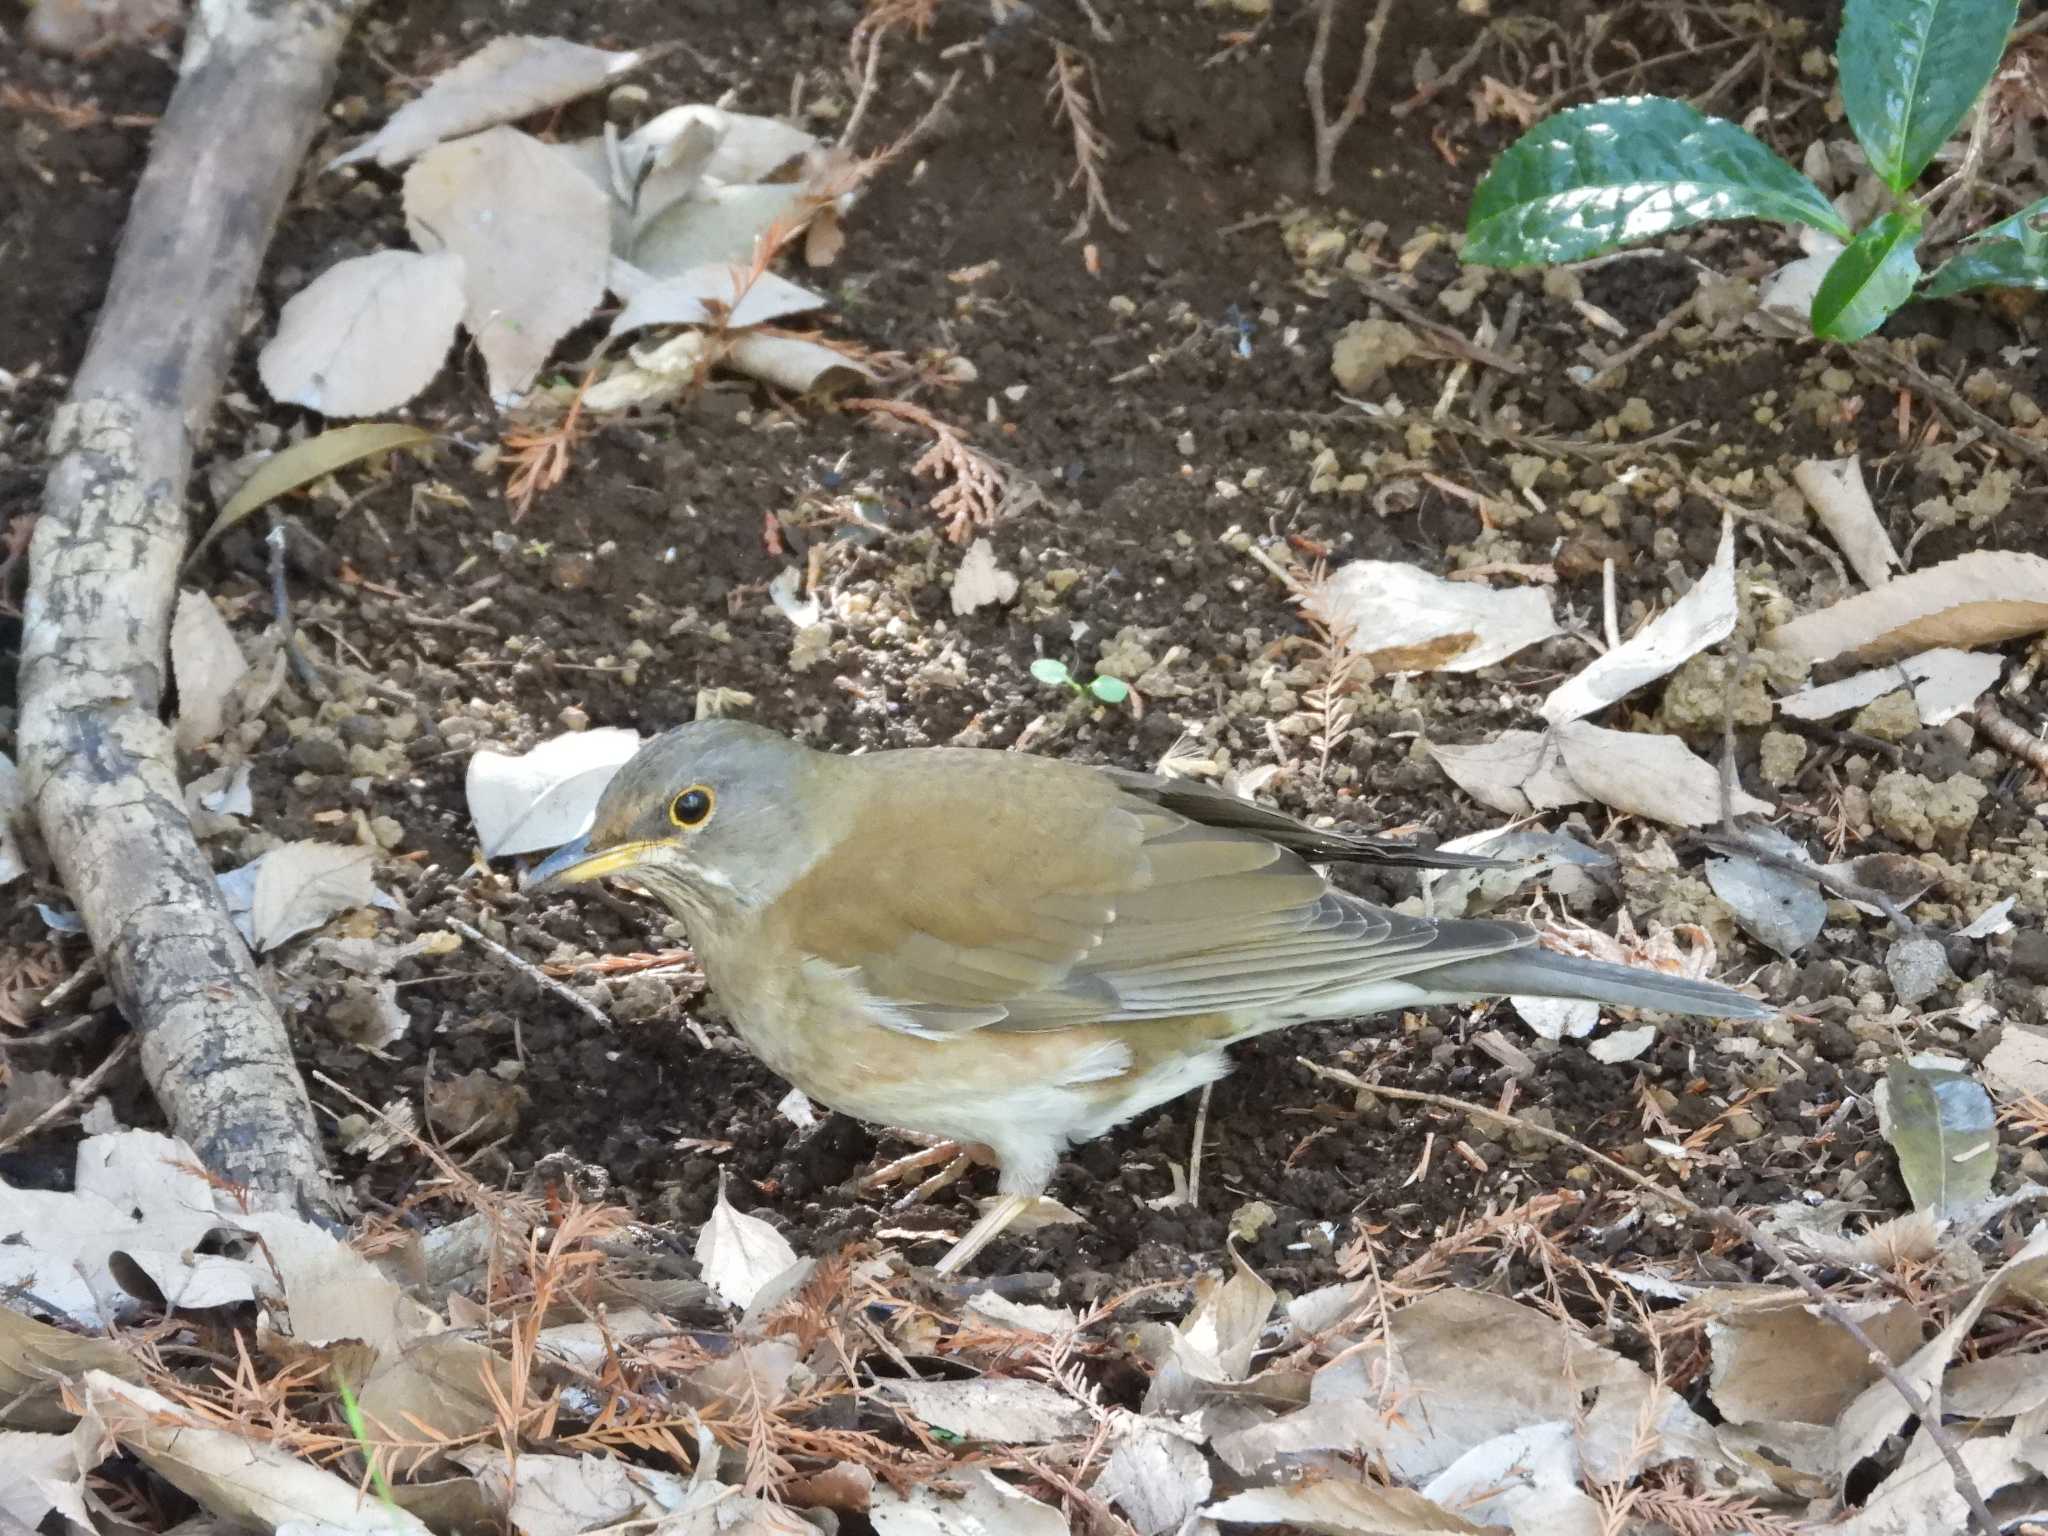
[
  {"left": 1303, "top": 561, "right": 1559, "bottom": 674},
  {"left": 869, "top": 1469, "right": 1066, "bottom": 1536},
  {"left": 1766, "top": 549, "right": 2048, "bottom": 663},
  {"left": 1205, "top": 1482, "right": 1487, "bottom": 1535},
  {"left": 258, "top": 251, "right": 467, "bottom": 417},
  {"left": 170, "top": 590, "right": 248, "bottom": 752},
  {"left": 0, "top": 1308, "right": 144, "bottom": 1431},
  {"left": 331, "top": 36, "right": 650, "bottom": 170},
  {"left": 403, "top": 126, "right": 610, "bottom": 400},
  {"left": 1705, "top": 1291, "right": 1922, "bottom": 1426},
  {"left": 724, "top": 331, "right": 878, "bottom": 393},
  {"left": 74, "top": 1371, "right": 434, "bottom": 1534},
  {"left": 1551, "top": 721, "right": 1773, "bottom": 827}
]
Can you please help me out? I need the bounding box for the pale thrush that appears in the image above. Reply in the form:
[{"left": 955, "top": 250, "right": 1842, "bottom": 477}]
[{"left": 526, "top": 721, "right": 1769, "bottom": 1270}]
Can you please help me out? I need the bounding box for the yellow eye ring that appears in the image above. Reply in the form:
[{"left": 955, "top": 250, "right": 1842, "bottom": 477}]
[{"left": 669, "top": 785, "right": 715, "bottom": 828}]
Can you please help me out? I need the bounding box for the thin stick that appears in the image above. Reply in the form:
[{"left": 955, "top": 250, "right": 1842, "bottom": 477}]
[
  {"left": 1685, "top": 476, "right": 1850, "bottom": 590},
  {"left": 0, "top": 1012, "right": 106, "bottom": 1054},
  {"left": 1693, "top": 826, "right": 1917, "bottom": 936},
  {"left": 1586, "top": 292, "right": 1696, "bottom": 387},
  {"left": 1305, "top": 0, "right": 1397, "bottom": 196},
  {"left": 0, "top": 1035, "right": 136, "bottom": 1155},
  {"left": 1350, "top": 278, "right": 1527, "bottom": 375},
  {"left": 1187, "top": 1080, "right": 1212, "bottom": 1209},
  {"left": 445, "top": 918, "right": 611, "bottom": 1030},
  {"left": 1976, "top": 696, "right": 2048, "bottom": 775},
  {"left": 1601, "top": 558, "right": 1620, "bottom": 653},
  {"left": 268, "top": 521, "right": 330, "bottom": 701},
  {"left": 33, "top": 955, "right": 102, "bottom": 1019},
  {"left": 1852, "top": 342, "right": 2048, "bottom": 473},
  {"left": 1301, "top": 1064, "right": 2000, "bottom": 1536},
  {"left": 841, "top": 24, "right": 886, "bottom": 151}
]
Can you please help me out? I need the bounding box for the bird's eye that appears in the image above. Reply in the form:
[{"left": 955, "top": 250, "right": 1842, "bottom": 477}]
[{"left": 669, "top": 785, "right": 715, "bottom": 828}]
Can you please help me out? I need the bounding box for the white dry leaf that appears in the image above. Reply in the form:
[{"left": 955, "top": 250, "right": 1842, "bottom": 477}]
[
  {"left": 1833, "top": 1222, "right": 2048, "bottom": 1477},
  {"left": 1588, "top": 1024, "right": 1656, "bottom": 1063},
  {"left": 327, "top": 977, "right": 410, "bottom": 1053},
  {"left": 1421, "top": 1422, "right": 1603, "bottom": 1536},
  {"left": 222, "top": 841, "right": 384, "bottom": 952},
  {"left": 1767, "top": 549, "right": 2048, "bottom": 664},
  {"left": 331, "top": 36, "right": 649, "bottom": 170},
  {"left": 1944, "top": 1352, "right": 2048, "bottom": 1418},
  {"left": 1171, "top": 1251, "right": 1275, "bottom": 1386},
  {"left": 631, "top": 182, "right": 815, "bottom": 281},
  {"left": 534, "top": 1308, "right": 665, "bottom": 1372},
  {"left": 1792, "top": 455, "right": 1901, "bottom": 589},
  {"left": 869, "top": 1469, "right": 1066, "bottom": 1536},
  {"left": 776, "top": 1087, "right": 817, "bottom": 1130},
  {"left": 74, "top": 1372, "right": 433, "bottom": 1535},
  {"left": 608, "top": 264, "right": 828, "bottom": 338},
  {"left": 660, "top": 106, "right": 819, "bottom": 187},
  {"left": 1755, "top": 230, "right": 1843, "bottom": 325},
  {"left": 0, "top": 1429, "right": 91, "bottom": 1532},
  {"left": 582, "top": 329, "right": 709, "bottom": 414},
  {"left": 258, "top": 250, "right": 467, "bottom": 417},
  {"left": 1705, "top": 825, "right": 1827, "bottom": 957},
  {"left": 1541, "top": 515, "right": 1736, "bottom": 724},
  {"left": 455, "top": 1447, "right": 696, "bottom": 1536},
  {"left": 1512, "top": 996, "right": 1598, "bottom": 1041},
  {"left": 403, "top": 126, "right": 610, "bottom": 402},
  {"left": 695, "top": 1181, "right": 799, "bottom": 1308},
  {"left": 1960, "top": 895, "right": 2017, "bottom": 939},
  {"left": 881, "top": 1379, "right": 1092, "bottom": 1444},
  {"left": 170, "top": 589, "right": 248, "bottom": 751},
  {"left": 1096, "top": 1418, "right": 1211, "bottom": 1536},
  {"left": 1706, "top": 1291, "right": 1921, "bottom": 1428},
  {"left": 1304, "top": 561, "right": 1559, "bottom": 674},
  {"left": 184, "top": 760, "right": 255, "bottom": 837},
  {"left": 951, "top": 538, "right": 1019, "bottom": 616},
  {"left": 1838, "top": 1416, "right": 2034, "bottom": 1536},
  {"left": 1426, "top": 731, "right": 1585, "bottom": 817},
  {"left": 965, "top": 1291, "right": 1079, "bottom": 1334},
  {"left": 1205, "top": 1482, "right": 1487, "bottom": 1536},
  {"left": 724, "top": 331, "right": 878, "bottom": 393},
  {"left": 1778, "top": 647, "right": 2002, "bottom": 727},
  {"left": 466, "top": 727, "right": 641, "bottom": 859},
  {"left": 0, "top": 751, "right": 24, "bottom": 888},
  {"left": 1983, "top": 1026, "right": 2048, "bottom": 1101},
  {"left": 767, "top": 566, "right": 822, "bottom": 628},
  {"left": 1551, "top": 720, "right": 1773, "bottom": 827}
]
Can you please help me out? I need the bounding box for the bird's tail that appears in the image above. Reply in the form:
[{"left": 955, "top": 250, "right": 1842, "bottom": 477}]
[{"left": 1417, "top": 944, "right": 1771, "bottom": 1020}]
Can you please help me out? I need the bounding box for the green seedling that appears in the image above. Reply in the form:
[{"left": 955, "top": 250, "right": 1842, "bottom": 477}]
[
  {"left": 1031, "top": 656, "right": 1130, "bottom": 706},
  {"left": 334, "top": 1369, "right": 399, "bottom": 1512},
  {"left": 1465, "top": 0, "right": 2030, "bottom": 341}
]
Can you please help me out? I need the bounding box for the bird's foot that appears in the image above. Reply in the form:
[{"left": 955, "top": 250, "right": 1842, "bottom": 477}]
[{"left": 859, "top": 1135, "right": 995, "bottom": 1211}]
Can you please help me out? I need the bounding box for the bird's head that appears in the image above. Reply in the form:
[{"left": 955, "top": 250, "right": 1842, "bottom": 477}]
[{"left": 521, "top": 720, "right": 822, "bottom": 924}]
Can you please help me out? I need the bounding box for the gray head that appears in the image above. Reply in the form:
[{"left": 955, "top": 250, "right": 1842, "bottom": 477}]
[{"left": 521, "top": 720, "right": 823, "bottom": 922}]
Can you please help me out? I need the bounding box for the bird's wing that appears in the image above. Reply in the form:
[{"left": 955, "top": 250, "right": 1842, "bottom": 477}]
[{"left": 773, "top": 749, "right": 1530, "bottom": 1037}]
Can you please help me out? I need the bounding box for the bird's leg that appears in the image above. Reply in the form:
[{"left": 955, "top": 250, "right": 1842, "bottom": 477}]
[
  {"left": 934, "top": 1191, "right": 1037, "bottom": 1276},
  {"left": 859, "top": 1134, "right": 996, "bottom": 1210}
]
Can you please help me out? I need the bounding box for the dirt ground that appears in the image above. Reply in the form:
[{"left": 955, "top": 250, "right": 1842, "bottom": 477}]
[{"left": 6, "top": 0, "right": 2048, "bottom": 1325}]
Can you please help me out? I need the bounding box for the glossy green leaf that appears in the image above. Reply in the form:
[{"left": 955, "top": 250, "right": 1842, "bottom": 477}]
[
  {"left": 1883, "top": 1060, "right": 1996, "bottom": 1215},
  {"left": 1923, "top": 235, "right": 2048, "bottom": 298},
  {"left": 1840, "top": 0, "right": 2018, "bottom": 192},
  {"left": 1465, "top": 96, "right": 1848, "bottom": 267},
  {"left": 1029, "top": 658, "right": 1073, "bottom": 687},
  {"left": 1811, "top": 208, "right": 1923, "bottom": 340},
  {"left": 1088, "top": 676, "right": 1130, "bottom": 705}
]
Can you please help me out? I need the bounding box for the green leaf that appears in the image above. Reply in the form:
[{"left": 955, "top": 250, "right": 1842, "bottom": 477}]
[
  {"left": 1923, "top": 234, "right": 2048, "bottom": 298},
  {"left": 187, "top": 422, "right": 434, "bottom": 568},
  {"left": 1840, "top": 0, "right": 2018, "bottom": 192},
  {"left": 1811, "top": 208, "right": 1923, "bottom": 340},
  {"left": 1883, "top": 1060, "right": 1996, "bottom": 1215},
  {"left": 1465, "top": 96, "right": 1848, "bottom": 267},
  {"left": 1967, "top": 192, "right": 2048, "bottom": 248},
  {"left": 1029, "top": 658, "right": 1073, "bottom": 687},
  {"left": 1088, "top": 676, "right": 1130, "bottom": 705}
]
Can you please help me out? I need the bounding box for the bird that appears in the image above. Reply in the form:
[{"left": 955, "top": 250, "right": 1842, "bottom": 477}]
[{"left": 523, "top": 720, "right": 1770, "bottom": 1273}]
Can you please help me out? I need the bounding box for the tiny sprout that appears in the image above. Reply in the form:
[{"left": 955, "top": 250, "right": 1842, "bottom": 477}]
[{"left": 1029, "top": 656, "right": 1130, "bottom": 708}]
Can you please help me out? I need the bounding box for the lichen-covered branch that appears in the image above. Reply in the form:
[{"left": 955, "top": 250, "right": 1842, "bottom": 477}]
[{"left": 18, "top": 0, "right": 366, "bottom": 1217}]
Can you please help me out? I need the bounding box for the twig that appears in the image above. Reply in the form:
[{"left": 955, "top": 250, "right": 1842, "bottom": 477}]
[
  {"left": 1693, "top": 827, "right": 1916, "bottom": 935},
  {"left": 1975, "top": 697, "right": 2048, "bottom": 775},
  {"left": 1187, "top": 1080, "right": 1211, "bottom": 1209},
  {"left": 1851, "top": 342, "right": 2048, "bottom": 473},
  {"left": 0, "top": 1012, "right": 108, "bottom": 1054},
  {"left": 267, "top": 522, "right": 330, "bottom": 701},
  {"left": 33, "top": 954, "right": 102, "bottom": 1019},
  {"left": 1601, "top": 558, "right": 1620, "bottom": 653},
  {"left": 1304, "top": 0, "right": 1396, "bottom": 196},
  {"left": 446, "top": 919, "right": 611, "bottom": 1030},
  {"left": 0, "top": 1034, "right": 135, "bottom": 1155},
  {"left": 841, "top": 24, "right": 887, "bottom": 152},
  {"left": 1301, "top": 1064, "right": 2001, "bottom": 1536},
  {"left": 1685, "top": 476, "right": 1851, "bottom": 590},
  {"left": 1390, "top": 25, "right": 1489, "bottom": 119},
  {"left": 1350, "top": 278, "right": 1527, "bottom": 374},
  {"left": 1586, "top": 292, "right": 1697, "bottom": 387}
]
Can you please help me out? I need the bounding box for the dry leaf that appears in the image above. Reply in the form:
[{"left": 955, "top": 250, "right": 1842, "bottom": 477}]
[
  {"left": 465, "top": 727, "right": 642, "bottom": 858},
  {"left": 1205, "top": 1482, "right": 1486, "bottom": 1536},
  {"left": 1426, "top": 731, "right": 1585, "bottom": 817},
  {"left": 1511, "top": 996, "right": 1598, "bottom": 1040},
  {"left": 170, "top": 591, "right": 248, "bottom": 751},
  {"left": 632, "top": 182, "right": 815, "bottom": 280},
  {"left": 1096, "top": 1419, "right": 1211, "bottom": 1536},
  {"left": 695, "top": 1181, "right": 799, "bottom": 1308},
  {"left": 1777, "top": 647, "right": 2002, "bottom": 727},
  {"left": 0, "top": 753, "right": 26, "bottom": 890},
  {"left": 724, "top": 332, "right": 877, "bottom": 393},
  {"left": 881, "top": 1379, "right": 1092, "bottom": 1444},
  {"left": 1540, "top": 515, "right": 1735, "bottom": 724},
  {"left": 950, "top": 538, "right": 1018, "bottom": 615},
  {"left": 1792, "top": 455, "right": 1901, "bottom": 589},
  {"left": 1551, "top": 721, "right": 1773, "bottom": 827},
  {"left": 403, "top": 126, "right": 610, "bottom": 401},
  {"left": 869, "top": 1469, "right": 1066, "bottom": 1536},
  {"left": 1878, "top": 1060, "right": 1996, "bottom": 1217},
  {"left": 1304, "top": 561, "right": 1559, "bottom": 674},
  {"left": 1588, "top": 1024, "right": 1656, "bottom": 1062},
  {"left": 1983, "top": 1025, "right": 2048, "bottom": 1101},
  {"left": 1767, "top": 550, "right": 2048, "bottom": 663},
  {"left": 331, "top": 36, "right": 649, "bottom": 170},
  {"left": 0, "top": 1306, "right": 146, "bottom": 1430},
  {"left": 258, "top": 251, "right": 467, "bottom": 417},
  {"left": 218, "top": 841, "right": 385, "bottom": 952},
  {"left": 1706, "top": 1292, "right": 1921, "bottom": 1426},
  {"left": 192, "top": 422, "right": 433, "bottom": 563},
  {"left": 608, "top": 264, "right": 827, "bottom": 338}
]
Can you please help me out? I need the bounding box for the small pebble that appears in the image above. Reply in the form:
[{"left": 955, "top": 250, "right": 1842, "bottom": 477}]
[{"left": 293, "top": 726, "right": 350, "bottom": 776}]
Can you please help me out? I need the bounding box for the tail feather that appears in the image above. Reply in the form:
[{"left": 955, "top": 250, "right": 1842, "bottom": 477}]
[{"left": 1417, "top": 945, "right": 1770, "bottom": 1020}]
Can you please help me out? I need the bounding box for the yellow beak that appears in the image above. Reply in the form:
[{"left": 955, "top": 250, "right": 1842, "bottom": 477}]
[{"left": 521, "top": 834, "right": 664, "bottom": 892}]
